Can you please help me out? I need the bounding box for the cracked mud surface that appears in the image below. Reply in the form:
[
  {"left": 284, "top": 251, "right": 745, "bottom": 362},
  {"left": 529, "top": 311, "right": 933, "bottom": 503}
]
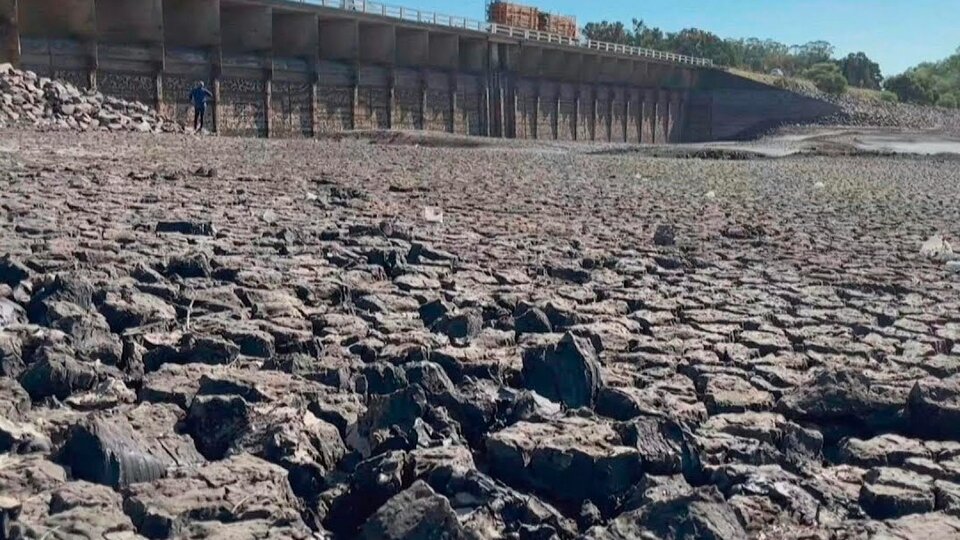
[{"left": 1, "top": 128, "right": 959, "bottom": 539}]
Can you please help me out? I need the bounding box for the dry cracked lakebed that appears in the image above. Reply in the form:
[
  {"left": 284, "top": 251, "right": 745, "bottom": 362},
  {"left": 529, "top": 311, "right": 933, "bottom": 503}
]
[{"left": 0, "top": 128, "right": 959, "bottom": 539}]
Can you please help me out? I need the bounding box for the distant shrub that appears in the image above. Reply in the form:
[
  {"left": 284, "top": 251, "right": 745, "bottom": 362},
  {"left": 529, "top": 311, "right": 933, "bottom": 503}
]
[
  {"left": 802, "top": 62, "right": 848, "bottom": 95},
  {"left": 937, "top": 93, "right": 959, "bottom": 109},
  {"left": 879, "top": 91, "right": 899, "bottom": 103}
]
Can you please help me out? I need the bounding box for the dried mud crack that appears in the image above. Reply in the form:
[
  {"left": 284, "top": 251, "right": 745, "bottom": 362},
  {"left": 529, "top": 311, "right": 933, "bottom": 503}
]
[{"left": 1, "top": 128, "right": 959, "bottom": 539}]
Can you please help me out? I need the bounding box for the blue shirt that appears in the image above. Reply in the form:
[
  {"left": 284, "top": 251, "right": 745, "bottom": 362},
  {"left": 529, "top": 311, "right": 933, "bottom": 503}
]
[{"left": 190, "top": 87, "right": 212, "bottom": 108}]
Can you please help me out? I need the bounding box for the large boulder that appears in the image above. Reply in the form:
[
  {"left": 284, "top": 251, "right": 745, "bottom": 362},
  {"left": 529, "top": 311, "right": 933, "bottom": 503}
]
[
  {"left": 358, "top": 481, "right": 474, "bottom": 540},
  {"left": 907, "top": 378, "right": 960, "bottom": 441},
  {"left": 122, "top": 454, "right": 306, "bottom": 539},
  {"left": 777, "top": 367, "right": 909, "bottom": 434},
  {"left": 859, "top": 467, "right": 936, "bottom": 519},
  {"left": 59, "top": 403, "right": 204, "bottom": 487},
  {"left": 521, "top": 332, "right": 601, "bottom": 409},
  {"left": 18, "top": 344, "right": 120, "bottom": 402},
  {"left": 486, "top": 414, "right": 643, "bottom": 507},
  {"left": 9, "top": 481, "right": 140, "bottom": 540},
  {"left": 584, "top": 487, "right": 747, "bottom": 540}
]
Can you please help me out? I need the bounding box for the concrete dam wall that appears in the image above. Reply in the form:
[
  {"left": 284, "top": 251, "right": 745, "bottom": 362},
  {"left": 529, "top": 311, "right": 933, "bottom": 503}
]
[{"left": 0, "top": 0, "right": 840, "bottom": 141}]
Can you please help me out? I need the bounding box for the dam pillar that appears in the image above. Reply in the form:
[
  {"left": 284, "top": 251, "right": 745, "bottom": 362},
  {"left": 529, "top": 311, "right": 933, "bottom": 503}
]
[
  {"left": 95, "top": 0, "right": 163, "bottom": 109},
  {"left": 655, "top": 89, "right": 669, "bottom": 144},
  {"left": 318, "top": 17, "right": 358, "bottom": 132},
  {"left": 396, "top": 27, "right": 427, "bottom": 130},
  {"left": 357, "top": 22, "right": 393, "bottom": 130},
  {"left": 668, "top": 89, "right": 682, "bottom": 143},
  {"left": 18, "top": 0, "right": 97, "bottom": 88},
  {"left": 623, "top": 91, "right": 631, "bottom": 142},
  {"left": 643, "top": 89, "right": 656, "bottom": 143},
  {"left": 458, "top": 36, "right": 485, "bottom": 136},
  {"left": 162, "top": 0, "right": 219, "bottom": 131},
  {"left": 219, "top": 1, "right": 272, "bottom": 137},
  {"left": 273, "top": 10, "right": 319, "bottom": 137},
  {"left": 426, "top": 31, "right": 456, "bottom": 133},
  {"left": 0, "top": 0, "right": 19, "bottom": 66}
]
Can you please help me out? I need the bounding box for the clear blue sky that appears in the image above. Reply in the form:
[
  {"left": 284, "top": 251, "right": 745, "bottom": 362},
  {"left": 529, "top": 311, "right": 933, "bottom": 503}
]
[{"left": 410, "top": 0, "right": 959, "bottom": 75}]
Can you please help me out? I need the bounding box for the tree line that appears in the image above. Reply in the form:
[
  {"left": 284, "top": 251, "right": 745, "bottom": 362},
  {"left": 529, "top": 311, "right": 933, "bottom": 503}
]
[
  {"left": 582, "top": 20, "right": 958, "bottom": 108},
  {"left": 886, "top": 50, "right": 960, "bottom": 108}
]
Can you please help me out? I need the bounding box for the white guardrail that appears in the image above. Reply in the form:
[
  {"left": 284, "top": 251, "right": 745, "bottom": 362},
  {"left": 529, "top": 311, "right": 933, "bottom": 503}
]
[{"left": 295, "top": 0, "right": 714, "bottom": 67}]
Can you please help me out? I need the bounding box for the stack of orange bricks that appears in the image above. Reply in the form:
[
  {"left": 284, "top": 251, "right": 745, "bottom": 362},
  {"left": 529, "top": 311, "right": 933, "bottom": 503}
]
[
  {"left": 487, "top": 2, "right": 540, "bottom": 32},
  {"left": 538, "top": 13, "right": 578, "bottom": 39}
]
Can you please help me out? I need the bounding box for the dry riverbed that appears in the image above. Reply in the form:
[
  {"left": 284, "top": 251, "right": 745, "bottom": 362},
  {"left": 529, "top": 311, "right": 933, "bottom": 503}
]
[{"left": 1, "top": 128, "right": 959, "bottom": 539}]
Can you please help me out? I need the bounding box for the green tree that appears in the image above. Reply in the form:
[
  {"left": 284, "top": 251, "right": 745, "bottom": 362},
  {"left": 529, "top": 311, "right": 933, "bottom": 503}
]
[
  {"left": 802, "top": 62, "right": 848, "bottom": 95},
  {"left": 838, "top": 52, "right": 883, "bottom": 89},
  {"left": 938, "top": 93, "right": 959, "bottom": 108},
  {"left": 631, "top": 19, "right": 666, "bottom": 50},
  {"left": 879, "top": 91, "right": 899, "bottom": 103},
  {"left": 666, "top": 28, "right": 737, "bottom": 65},
  {"left": 885, "top": 72, "right": 940, "bottom": 105},
  {"left": 582, "top": 21, "right": 632, "bottom": 45}
]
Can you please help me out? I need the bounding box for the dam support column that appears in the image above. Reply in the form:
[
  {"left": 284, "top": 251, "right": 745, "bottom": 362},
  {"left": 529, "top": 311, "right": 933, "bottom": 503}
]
[
  {"left": 212, "top": 49, "right": 221, "bottom": 134},
  {"left": 591, "top": 86, "right": 598, "bottom": 141},
  {"left": 572, "top": 90, "right": 579, "bottom": 141},
  {"left": 449, "top": 71, "right": 456, "bottom": 133},
  {"left": 0, "top": 0, "right": 18, "bottom": 65},
  {"left": 655, "top": 89, "right": 669, "bottom": 144},
  {"left": 643, "top": 89, "right": 655, "bottom": 143}
]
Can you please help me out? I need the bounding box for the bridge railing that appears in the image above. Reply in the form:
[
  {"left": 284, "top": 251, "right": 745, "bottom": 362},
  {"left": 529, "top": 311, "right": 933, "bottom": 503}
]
[{"left": 295, "top": 0, "right": 713, "bottom": 67}]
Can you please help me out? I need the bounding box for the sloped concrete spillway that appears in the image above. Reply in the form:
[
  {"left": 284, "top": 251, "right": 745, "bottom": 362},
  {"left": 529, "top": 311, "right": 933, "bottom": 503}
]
[{"left": 0, "top": 0, "right": 839, "bottom": 141}]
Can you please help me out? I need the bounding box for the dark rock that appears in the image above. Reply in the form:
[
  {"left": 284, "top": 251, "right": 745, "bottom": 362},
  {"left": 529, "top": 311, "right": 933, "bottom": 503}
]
[
  {"left": 0, "top": 256, "right": 30, "bottom": 287},
  {"left": 409, "top": 242, "right": 457, "bottom": 264},
  {"left": 405, "top": 361, "right": 456, "bottom": 397},
  {"left": 522, "top": 332, "right": 601, "bottom": 408},
  {"left": 164, "top": 252, "right": 212, "bottom": 278},
  {"left": 435, "top": 310, "right": 483, "bottom": 342},
  {"left": 0, "top": 416, "right": 50, "bottom": 454},
  {"left": 486, "top": 414, "right": 643, "bottom": 507},
  {"left": 98, "top": 291, "right": 176, "bottom": 333},
  {"left": 324, "top": 450, "right": 411, "bottom": 536},
  {"left": 155, "top": 221, "right": 215, "bottom": 236},
  {"left": 13, "top": 481, "right": 139, "bottom": 540},
  {"left": 838, "top": 434, "right": 932, "bottom": 468},
  {"left": 362, "top": 362, "right": 409, "bottom": 395},
  {"left": 546, "top": 264, "right": 591, "bottom": 284},
  {"left": 0, "top": 331, "right": 24, "bottom": 378},
  {"left": 122, "top": 454, "right": 306, "bottom": 538},
  {"left": 185, "top": 394, "right": 250, "bottom": 460},
  {"left": 139, "top": 363, "right": 214, "bottom": 410},
  {"left": 349, "top": 385, "right": 430, "bottom": 457},
  {"left": 26, "top": 275, "right": 95, "bottom": 325},
  {"left": 18, "top": 344, "right": 117, "bottom": 401},
  {"left": 616, "top": 416, "right": 687, "bottom": 475},
  {"left": 143, "top": 334, "right": 240, "bottom": 372},
  {"left": 358, "top": 480, "right": 473, "bottom": 540},
  {"left": 430, "top": 468, "right": 577, "bottom": 539},
  {"left": 908, "top": 378, "right": 960, "bottom": 441},
  {"left": 653, "top": 224, "right": 676, "bottom": 247},
  {"left": 859, "top": 467, "right": 935, "bottom": 519},
  {"left": 515, "top": 307, "right": 552, "bottom": 334},
  {"left": 584, "top": 486, "right": 747, "bottom": 540},
  {"left": 777, "top": 367, "right": 909, "bottom": 435},
  {"left": 419, "top": 298, "right": 455, "bottom": 328},
  {"left": 0, "top": 378, "right": 30, "bottom": 421},
  {"left": 59, "top": 403, "right": 204, "bottom": 487}
]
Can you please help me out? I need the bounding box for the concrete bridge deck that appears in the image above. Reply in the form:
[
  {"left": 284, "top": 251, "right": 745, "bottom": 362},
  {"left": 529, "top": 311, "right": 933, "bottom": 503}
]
[{"left": 0, "top": 0, "right": 838, "bottom": 141}]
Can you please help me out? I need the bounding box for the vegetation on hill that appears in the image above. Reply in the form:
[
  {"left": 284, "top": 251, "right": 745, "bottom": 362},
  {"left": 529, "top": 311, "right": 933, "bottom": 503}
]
[
  {"left": 581, "top": 19, "right": 960, "bottom": 104},
  {"left": 885, "top": 49, "right": 960, "bottom": 108}
]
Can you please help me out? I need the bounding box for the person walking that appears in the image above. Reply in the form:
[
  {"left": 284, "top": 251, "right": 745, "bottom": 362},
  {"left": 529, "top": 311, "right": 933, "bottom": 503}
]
[{"left": 189, "top": 81, "right": 213, "bottom": 133}]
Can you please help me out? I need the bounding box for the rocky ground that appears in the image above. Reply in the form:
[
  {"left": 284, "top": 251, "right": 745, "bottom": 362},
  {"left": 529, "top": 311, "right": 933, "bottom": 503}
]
[
  {"left": 1, "top": 127, "right": 959, "bottom": 540},
  {"left": 0, "top": 65, "right": 180, "bottom": 134}
]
